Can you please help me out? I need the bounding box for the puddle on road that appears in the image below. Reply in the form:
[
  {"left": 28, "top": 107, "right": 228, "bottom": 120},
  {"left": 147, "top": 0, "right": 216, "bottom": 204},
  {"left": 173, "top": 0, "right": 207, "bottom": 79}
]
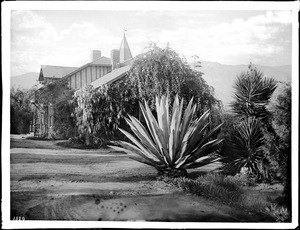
[{"left": 24, "top": 193, "right": 272, "bottom": 222}]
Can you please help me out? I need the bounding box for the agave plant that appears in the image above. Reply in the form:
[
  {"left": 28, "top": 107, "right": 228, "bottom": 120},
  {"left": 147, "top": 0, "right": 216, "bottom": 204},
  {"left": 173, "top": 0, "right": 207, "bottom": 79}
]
[{"left": 109, "top": 94, "right": 223, "bottom": 177}]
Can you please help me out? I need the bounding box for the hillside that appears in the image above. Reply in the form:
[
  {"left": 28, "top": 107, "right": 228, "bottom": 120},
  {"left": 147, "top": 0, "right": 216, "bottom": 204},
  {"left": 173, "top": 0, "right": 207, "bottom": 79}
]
[
  {"left": 194, "top": 61, "right": 291, "bottom": 109},
  {"left": 11, "top": 72, "right": 39, "bottom": 89}
]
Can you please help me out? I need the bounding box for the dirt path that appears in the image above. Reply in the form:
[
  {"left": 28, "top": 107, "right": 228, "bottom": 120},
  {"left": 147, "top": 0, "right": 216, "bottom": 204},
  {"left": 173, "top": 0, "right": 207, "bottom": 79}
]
[{"left": 10, "top": 135, "right": 273, "bottom": 221}]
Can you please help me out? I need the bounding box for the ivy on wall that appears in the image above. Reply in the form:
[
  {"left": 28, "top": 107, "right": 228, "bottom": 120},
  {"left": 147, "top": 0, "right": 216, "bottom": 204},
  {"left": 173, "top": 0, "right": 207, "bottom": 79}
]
[
  {"left": 73, "top": 80, "right": 139, "bottom": 146},
  {"left": 34, "top": 78, "right": 76, "bottom": 138}
]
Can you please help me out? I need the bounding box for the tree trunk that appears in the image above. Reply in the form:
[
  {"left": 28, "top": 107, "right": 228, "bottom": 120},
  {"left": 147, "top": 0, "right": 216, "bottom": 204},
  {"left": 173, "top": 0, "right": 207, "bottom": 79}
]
[{"left": 85, "top": 132, "right": 90, "bottom": 146}]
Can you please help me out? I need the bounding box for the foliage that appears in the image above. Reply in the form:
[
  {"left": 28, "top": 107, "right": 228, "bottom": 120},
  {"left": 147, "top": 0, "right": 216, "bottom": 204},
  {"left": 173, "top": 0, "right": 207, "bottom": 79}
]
[
  {"left": 226, "top": 173, "right": 256, "bottom": 187},
  {"left": 219, "top": 65, "right": 279, "bottom": 181},
  {"left": 128, "top": 44, "right": 192, "bottom": 108},
  {"left": 164, "top": 173, "right": 284, "bottom": 221},
  {"left": 35, "top": 78, "right": 73, "bottom": 105},
  {"left": 128, "top": 44, "right": 223, "bottom": 126},
  {"left": 33, "top": 78, "right": 76, "bottom": 138},
  {"left": 73, "top": 81, "right": 139, "bottom": 146},
  {"left": 271, "top": 83, "right": 292, "bottom": 209},
  {"left": 10, "top": 87, "right": 34, "bottom": 134},
  {"left": 110, "top": 94, "right": 223, "bottom": 176},
  {"left": 265, "top": 203, "right": 291, "bottom": 222},
  {"left": 169, "top": 174, "right": 243, "bottom": 204},
  {"left": 220, "top": 117, "right": 266, "bottom": 177},
  {"left": 273, "top": 83, "right": 291, "bottom": 144},
  {"left": 53, "top": 99, "right": 77, "bottom": 139},
  {"left": 231, "top": 64, "right": 277, "bottom": 120}
]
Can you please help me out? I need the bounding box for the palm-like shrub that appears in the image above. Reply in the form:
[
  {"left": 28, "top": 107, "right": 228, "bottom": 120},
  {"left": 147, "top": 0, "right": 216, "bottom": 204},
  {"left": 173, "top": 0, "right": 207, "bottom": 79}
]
[
  {"left": 231, "top": 65, "right": 277, "bottom": 119},
  {"left": 220, "top": 117, "right": 265, "bottom": 176},
  {"left": 220, "top": 65, "right": 279, "bottom": 181},
  {"left": 109, "top": 94, "right": 223, "bottom": 177}
]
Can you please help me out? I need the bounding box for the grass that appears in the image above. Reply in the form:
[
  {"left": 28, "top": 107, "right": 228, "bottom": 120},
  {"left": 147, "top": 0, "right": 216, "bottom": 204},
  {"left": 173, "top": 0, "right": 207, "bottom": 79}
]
[{"left": 161, "top": 173, "right": 290, "bottom": 222}]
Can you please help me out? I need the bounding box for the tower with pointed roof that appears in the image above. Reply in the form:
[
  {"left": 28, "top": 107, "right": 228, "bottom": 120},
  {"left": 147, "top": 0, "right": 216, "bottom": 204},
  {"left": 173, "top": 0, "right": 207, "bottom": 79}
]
[{"left": 119, "top": 31, "right": 133, "bottom": 63}]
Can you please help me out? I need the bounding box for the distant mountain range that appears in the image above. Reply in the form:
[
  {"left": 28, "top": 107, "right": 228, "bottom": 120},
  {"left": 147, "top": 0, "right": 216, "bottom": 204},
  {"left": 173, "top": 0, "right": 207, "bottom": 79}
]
[
  {"left": 11, "top": 62, "right": 291, "bottom": 109},
  {"left": 193, "top": 61, "right": 291, "bottom": 109},
  {"left": 11, "top": 72, "right": 40, "bottom": 89}
]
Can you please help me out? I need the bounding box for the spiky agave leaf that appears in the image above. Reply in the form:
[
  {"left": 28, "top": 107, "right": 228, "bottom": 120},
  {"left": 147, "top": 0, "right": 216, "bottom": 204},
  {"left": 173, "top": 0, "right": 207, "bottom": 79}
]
[{"left": 110, "top": 94, "right": 223, "bottom": 172}]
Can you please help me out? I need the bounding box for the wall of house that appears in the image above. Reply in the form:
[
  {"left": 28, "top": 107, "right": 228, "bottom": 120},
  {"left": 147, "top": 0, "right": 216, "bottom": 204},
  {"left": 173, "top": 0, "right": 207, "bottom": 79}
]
[
  {"left": 68, "top": 65, "right": 112, "bottom": 89},
  {"left": 44, "top": 78, "right": 60, "bottom": 84}
]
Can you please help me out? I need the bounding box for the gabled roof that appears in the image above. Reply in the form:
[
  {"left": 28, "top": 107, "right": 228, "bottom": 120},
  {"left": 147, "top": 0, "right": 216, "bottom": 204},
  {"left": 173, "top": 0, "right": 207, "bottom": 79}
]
[
  {"left": 90, "top": 65, "right": 130, "bottom": 89},
  {"left": 119, "top": 34, "right": 133, "bottom": 63},
  {"left": 39, "top": 65, "right": 78, "bottom": 81},
  {"left": 63, "top": 56, "right": 112, "bottom": 79},
  {"left": 90, "top": 56, "right": 111, "bottom": 65}
]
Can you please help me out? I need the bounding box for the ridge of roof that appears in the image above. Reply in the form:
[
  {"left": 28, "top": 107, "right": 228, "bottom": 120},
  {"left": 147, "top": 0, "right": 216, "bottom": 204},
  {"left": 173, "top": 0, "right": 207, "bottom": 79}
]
[
  {"left": 41, "top": 65, "right": 78, "bottom": 69},
  {"left": 89, "top": 56, "right": 111, "bottom": 65}
]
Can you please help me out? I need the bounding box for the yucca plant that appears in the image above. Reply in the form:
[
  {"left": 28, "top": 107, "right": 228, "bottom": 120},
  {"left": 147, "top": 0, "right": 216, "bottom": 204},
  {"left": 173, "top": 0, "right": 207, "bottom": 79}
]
[
  {"left": 109, "top": 94, "right": 223, "bottom": 177},
  {"left": 220, "top": 117, "right": 265, "bottom": 176},
  {"left": 231, "top": 65, "right": 277, "bottom": 120}
]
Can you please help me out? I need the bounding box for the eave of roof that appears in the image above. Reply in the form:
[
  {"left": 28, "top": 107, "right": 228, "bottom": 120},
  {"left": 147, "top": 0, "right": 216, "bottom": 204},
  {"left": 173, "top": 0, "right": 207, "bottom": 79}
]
[{"left": 90, "top": 65, "right": 130, "bottom": 89}]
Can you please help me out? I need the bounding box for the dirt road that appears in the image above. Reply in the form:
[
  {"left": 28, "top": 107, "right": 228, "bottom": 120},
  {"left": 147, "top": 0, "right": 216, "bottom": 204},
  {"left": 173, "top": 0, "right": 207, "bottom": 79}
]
[{"left": 10, "top": 135, "right": 273, "bottom": 221}]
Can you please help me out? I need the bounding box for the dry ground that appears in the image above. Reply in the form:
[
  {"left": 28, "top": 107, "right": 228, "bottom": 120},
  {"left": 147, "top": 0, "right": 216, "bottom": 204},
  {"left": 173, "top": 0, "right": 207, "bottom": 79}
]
[{"left": 10, "top": 134, "right": 281, "bottom": 221}]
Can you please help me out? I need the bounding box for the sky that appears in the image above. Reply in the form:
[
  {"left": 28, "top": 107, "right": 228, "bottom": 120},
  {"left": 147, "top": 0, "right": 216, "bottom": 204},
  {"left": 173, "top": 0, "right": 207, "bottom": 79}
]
[{"left": 10, "top": 9, "right": 293, "bottom": 76}]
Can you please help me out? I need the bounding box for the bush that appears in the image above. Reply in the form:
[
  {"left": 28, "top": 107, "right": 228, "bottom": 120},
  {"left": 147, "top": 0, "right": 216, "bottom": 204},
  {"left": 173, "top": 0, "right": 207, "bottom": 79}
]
[
  {"left": 73, "top": 83, "right": 139, "bottom": 146},
  {"left": 33, "top": 78, "right": 76, "bottom": 139},
  {"left": 219, "top": 117, "right": 266, "bottom": 177},
  {"left": 53, "top": 100, "right": 77, "bottom": 139},
  {"left": 226, "top": 173, "right": 256, "bottom": 187},
  {"left": 265, "top": 204, "right": 291, "bottom": 222},
  {"left": 175, "top": 173, "right": 243, "bottom": 204},
  {"left": 164, "top": 173, "right": 286, "bottom": 221},
  {"left": 219, "top": 65, "right": 282, "bottom": 183},
  {"left": 10, "top": 87, "right": 34, "bottom": 134}
]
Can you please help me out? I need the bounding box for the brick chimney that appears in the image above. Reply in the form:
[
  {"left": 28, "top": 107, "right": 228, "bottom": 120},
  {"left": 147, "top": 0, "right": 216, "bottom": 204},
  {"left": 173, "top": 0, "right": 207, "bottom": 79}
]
[
  {"left": 90, "top": 50, "right": 102, "bottom": 62},
  {"left": 110, "top": 49, "right": 120, "bottom": 70}
]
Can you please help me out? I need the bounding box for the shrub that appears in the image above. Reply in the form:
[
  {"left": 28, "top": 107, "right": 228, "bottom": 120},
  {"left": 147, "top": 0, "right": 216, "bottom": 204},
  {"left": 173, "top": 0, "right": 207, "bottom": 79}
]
[
  {"left": 219, "top": 117, "right": 266, "bottom": 177},
  {"left": 53, "top": 99, "right": 77, "bottom": 139},
  {"left": 10, "top": 87, "right": 34, "bottom": 134},
  {"left": 72, "top": 84, "right": 139, "bottom": 146},
  {"left": 110, "top": 94, "right": 223, "bottom": 177},
  {"left": 265, "top": 204, "right": 291, "bottom": 222},
  {"left": 220, "top": 65, "right": 280, "bottom": 182},
  {"left": 166, "top": 173, "right": 243, "bottom": 204},
  {"left": 226, "top": 173, "right": 256, "bottom": 187},
  {"left": 231, "top": 64, "right": 277, "bottom": 119},
  {"left": 165, "top": 173, "right": 284, "bottom": 221},
  {"left": 33, "top": 78, "right": 75, "bottom": 139}
]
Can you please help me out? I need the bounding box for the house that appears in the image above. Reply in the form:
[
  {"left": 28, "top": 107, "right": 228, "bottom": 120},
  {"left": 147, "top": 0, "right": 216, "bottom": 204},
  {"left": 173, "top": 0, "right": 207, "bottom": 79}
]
[{"left": 33, "top": 33, "right": 133, "bottom": 138}]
